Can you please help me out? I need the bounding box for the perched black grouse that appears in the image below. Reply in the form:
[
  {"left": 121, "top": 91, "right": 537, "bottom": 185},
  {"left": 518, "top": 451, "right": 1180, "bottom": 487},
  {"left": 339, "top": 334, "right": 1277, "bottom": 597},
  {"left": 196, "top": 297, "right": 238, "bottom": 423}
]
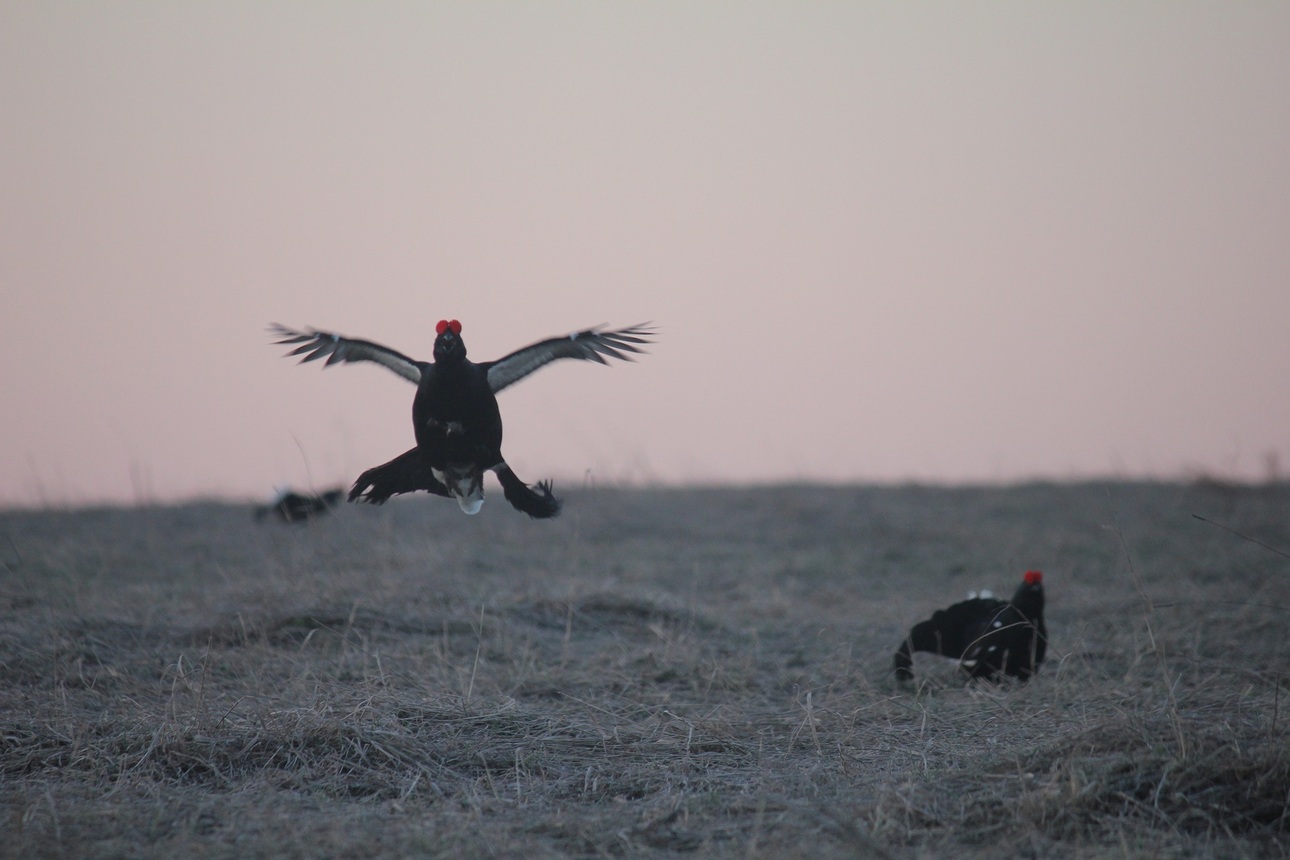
[
  {"left": 271, "top": 320, "right": 653, "bottom": 518},
  {"left": 893, "top": 570, "right": 1047, "bottom": 682},
  {"left": 255, "top": 487, "right": 345, "bottom": 523}
]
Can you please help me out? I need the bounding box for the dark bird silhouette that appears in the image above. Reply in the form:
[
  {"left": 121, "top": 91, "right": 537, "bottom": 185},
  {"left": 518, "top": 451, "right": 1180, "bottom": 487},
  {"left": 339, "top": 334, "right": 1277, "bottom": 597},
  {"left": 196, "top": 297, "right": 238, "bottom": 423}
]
[
  {"left": 894, "top": 570, "right": 1047, "bottom": 682},
  {"left": 271, "top": 319, "right": 653, "bottom": 518},
  {"left": 255, "top": 487, "right": 345, "bottom": 523}
]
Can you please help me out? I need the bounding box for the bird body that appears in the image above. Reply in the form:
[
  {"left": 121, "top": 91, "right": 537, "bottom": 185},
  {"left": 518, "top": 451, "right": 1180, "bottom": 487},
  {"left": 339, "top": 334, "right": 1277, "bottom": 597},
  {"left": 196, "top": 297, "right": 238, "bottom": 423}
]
[
  {"left": 255, "top": 488, "right": 344, "bottom": 523},
  {"left": 894, "top": 570, "right": 1047, "bottom": 682},
  {"left": 271, "top": 319, "right": 652, "bottom": 518},
  {"left": 408, "top": 337, "right": 504, "bottom": 513}
]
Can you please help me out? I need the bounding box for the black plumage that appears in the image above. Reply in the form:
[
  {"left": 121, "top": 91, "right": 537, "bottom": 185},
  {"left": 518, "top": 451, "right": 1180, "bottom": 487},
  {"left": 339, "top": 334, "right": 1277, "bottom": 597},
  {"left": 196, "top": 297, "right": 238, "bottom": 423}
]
[
  {"left": 271, "top": 319, "right": 653, "bottom": 518},
  {"left": 894, "top": 570, "right": 1047, "bottom": 682},
  {"left": 255, "top": 488, "right": 344, "bottom": 523}
]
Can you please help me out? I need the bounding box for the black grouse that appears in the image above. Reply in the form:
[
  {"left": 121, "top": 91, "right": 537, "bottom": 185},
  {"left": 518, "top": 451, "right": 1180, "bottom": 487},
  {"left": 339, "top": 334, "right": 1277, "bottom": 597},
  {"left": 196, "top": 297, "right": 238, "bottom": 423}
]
[
  {"left": 255, "top": 487, "right": 345, "bottom": 523},
  {"left": 271, "top": 319, "right": 653, "bottom": 518},
  {"left": 893, "top": 570, "right": 1047, "bottom": 682}
]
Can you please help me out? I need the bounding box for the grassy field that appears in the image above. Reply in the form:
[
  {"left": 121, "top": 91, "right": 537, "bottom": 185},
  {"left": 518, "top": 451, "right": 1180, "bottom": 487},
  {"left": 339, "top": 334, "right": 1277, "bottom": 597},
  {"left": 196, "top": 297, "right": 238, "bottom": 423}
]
[{"left": 2, "top": 481, "right": 1288, "bottom": 858}]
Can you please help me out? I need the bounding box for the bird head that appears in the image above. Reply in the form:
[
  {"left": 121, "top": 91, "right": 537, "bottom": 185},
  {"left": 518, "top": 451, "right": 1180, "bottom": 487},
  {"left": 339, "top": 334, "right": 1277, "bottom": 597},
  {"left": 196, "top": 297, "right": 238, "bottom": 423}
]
[
  {"left": 1012, "top": 570, "right": 1045, "bottom": 615},
  {"left": 433, "top": 319, "right": 466, "bottom": 363}
]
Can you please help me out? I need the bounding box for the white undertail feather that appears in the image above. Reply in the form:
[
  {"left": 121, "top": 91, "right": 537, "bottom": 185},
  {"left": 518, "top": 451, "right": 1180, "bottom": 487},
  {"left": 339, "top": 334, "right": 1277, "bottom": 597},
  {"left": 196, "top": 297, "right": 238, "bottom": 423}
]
[{"left": 433, "top": 466, "right": 486, "bottom": 516}]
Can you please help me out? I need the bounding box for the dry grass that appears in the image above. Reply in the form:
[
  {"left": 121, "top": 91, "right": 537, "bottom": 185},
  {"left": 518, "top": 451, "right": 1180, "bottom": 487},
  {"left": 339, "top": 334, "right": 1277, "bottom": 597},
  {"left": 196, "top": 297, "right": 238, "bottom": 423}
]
[{"left": 2, "top": 482, "right": 1288, "bottom": 858}]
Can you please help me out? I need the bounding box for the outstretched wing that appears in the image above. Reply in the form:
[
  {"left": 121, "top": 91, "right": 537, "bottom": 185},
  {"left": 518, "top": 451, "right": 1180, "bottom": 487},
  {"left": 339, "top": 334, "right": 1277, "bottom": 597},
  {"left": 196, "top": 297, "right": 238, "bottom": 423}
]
[
  {"left": 269, "top": 324, "right": 423, "bottom": 384},
  {"left": 484, "top": 323, "right": 655, "bottom": 394}
]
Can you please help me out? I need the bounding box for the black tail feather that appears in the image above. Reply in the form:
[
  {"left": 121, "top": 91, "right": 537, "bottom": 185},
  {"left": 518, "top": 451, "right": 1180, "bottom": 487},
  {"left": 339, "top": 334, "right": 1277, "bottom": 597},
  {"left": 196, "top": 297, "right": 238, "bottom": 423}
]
[
  {"left": 495, "top": 467, "right": 562, "bottom": 519},
  {"left": 349, "top": 448, "right": 451, "bottom": 504},
  {"left": 893, "top": 638, "right": 915, "bottom": 682}
]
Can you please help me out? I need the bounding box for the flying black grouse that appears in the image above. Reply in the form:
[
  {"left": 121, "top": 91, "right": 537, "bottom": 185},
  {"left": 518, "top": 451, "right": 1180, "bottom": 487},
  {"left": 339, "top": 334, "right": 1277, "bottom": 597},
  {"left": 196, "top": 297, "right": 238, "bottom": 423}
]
[
  {"left": 271, "top": 320, "right": 653, "bottom": 518},
  {"left": 255, "top": 487, "right": 345, "bottom": 523},
  {"left": 893, "top": 570, "right": 1047, "bottom": 682}
]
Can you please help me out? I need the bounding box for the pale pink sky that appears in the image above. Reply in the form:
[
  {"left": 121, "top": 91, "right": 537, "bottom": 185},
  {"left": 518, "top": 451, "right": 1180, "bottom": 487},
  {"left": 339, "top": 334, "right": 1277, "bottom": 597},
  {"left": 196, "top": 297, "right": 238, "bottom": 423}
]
[{"left": 3, "top": 4, "right": 1289, "bottom": 506}]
